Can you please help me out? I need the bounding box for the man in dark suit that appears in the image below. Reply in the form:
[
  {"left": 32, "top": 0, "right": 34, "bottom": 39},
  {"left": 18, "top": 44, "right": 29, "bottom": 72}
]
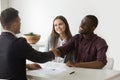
[{"left": 0, "top": 8, "right": 58, "bottom": 80}]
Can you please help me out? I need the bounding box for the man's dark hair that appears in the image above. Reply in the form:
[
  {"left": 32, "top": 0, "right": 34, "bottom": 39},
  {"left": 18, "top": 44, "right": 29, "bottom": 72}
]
[
  {"left": 86, "top": 15, "right": 98, "bottom": 28},
  {"left": 0, "top": 8, "right": 18, "bottom": 29}
]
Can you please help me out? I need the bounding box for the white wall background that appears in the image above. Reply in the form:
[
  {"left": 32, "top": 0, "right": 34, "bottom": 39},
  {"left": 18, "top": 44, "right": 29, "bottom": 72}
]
[
  {"left": 0, "top": 1, "right": 1, "bottom": 11},
  {"left": 0, "top": 0, "right": 2, "bottom": 31},
  {"left": 0, "top": 0, "right": 9, "bottom": 32},
  {"left": 1, "top": 0, "right": 120, "bottom": 70}
]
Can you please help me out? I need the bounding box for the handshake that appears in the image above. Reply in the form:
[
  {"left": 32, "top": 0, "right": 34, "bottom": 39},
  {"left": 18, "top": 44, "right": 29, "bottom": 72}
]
[{"left": 51, "top": 48, "right": 61, "bottom": 57}]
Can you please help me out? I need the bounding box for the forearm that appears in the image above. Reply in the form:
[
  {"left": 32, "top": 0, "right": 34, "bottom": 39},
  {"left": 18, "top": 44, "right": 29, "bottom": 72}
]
[{"left": 74, "top": 61, "right": 105, "bottom": 69}]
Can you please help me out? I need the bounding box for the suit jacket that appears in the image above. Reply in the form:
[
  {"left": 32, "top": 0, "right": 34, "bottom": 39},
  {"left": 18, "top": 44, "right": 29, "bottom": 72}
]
[{"left": 0, "top": 32, "right": 54, "bottom": 80}]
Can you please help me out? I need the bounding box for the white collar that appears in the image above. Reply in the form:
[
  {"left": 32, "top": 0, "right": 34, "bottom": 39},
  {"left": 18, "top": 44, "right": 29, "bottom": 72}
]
[{"left": 2, "top": 30, "right": 17, "bottom": 37}]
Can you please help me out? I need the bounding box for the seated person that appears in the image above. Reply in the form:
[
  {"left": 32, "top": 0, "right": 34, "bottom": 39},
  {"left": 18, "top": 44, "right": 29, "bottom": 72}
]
[
  {"left": 45, "top": 15, "right": 73, "bottom": 62},
  {"left": 52, "top": 15, "right": 108, "bottom": 69},
  {"left": 0, "top": 8, "right": 59, "bottom": 80}
]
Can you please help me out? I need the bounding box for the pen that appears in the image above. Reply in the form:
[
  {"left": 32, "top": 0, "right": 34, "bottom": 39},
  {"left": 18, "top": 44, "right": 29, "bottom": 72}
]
[
  {"left": 69, "top": 71, "right": 75, "bottom": 74},
  {"left": 51, "top": 69, "right": 56, "bottom": 71}
]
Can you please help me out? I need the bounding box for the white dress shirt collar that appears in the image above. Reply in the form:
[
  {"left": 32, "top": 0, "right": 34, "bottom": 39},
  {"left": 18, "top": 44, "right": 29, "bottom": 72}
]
[{"left": 2, "top": 30, "right": 17, "bottom": 37}]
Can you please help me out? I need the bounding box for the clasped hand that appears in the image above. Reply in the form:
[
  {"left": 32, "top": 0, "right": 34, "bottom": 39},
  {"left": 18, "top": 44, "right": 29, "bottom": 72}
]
[{"left": 51, "top": 48, "right": 61, "bottom": 57}]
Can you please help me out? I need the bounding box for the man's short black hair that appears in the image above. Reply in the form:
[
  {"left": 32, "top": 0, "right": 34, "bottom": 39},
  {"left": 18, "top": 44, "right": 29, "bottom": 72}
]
[
  {"left": 0, "top": 8, "right": 18, "bottom": 29},
  {"left": 86, "top": 15, "right": 98, "bottom": 28}
]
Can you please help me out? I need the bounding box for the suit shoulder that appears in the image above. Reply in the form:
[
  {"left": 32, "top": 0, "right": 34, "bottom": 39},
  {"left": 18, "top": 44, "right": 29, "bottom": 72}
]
[{"left": 14, "top": 37, "right": 27, "bottom": 45}]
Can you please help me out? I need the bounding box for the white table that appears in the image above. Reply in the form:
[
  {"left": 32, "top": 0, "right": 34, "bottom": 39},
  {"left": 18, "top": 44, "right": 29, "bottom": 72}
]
[{"left": 27, "top": 62, "right": 120, "bottom": 80}]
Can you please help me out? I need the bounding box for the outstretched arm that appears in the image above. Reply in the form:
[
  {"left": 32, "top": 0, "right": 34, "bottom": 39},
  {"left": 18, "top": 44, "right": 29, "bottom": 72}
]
[{"left": 66, "top": 60, "right": 105, "bottom": 69}]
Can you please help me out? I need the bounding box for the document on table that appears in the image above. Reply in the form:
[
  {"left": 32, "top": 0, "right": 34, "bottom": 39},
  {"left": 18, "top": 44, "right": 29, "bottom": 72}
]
[
  {"left": 27, "top": 67, "right": 67, "bottom": 78},
  {"left": 27, "top": 62, "right": 69, "bottom": 78},
  {"left": 40, "top": 68, "right": 67, "bottom": 75}
]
